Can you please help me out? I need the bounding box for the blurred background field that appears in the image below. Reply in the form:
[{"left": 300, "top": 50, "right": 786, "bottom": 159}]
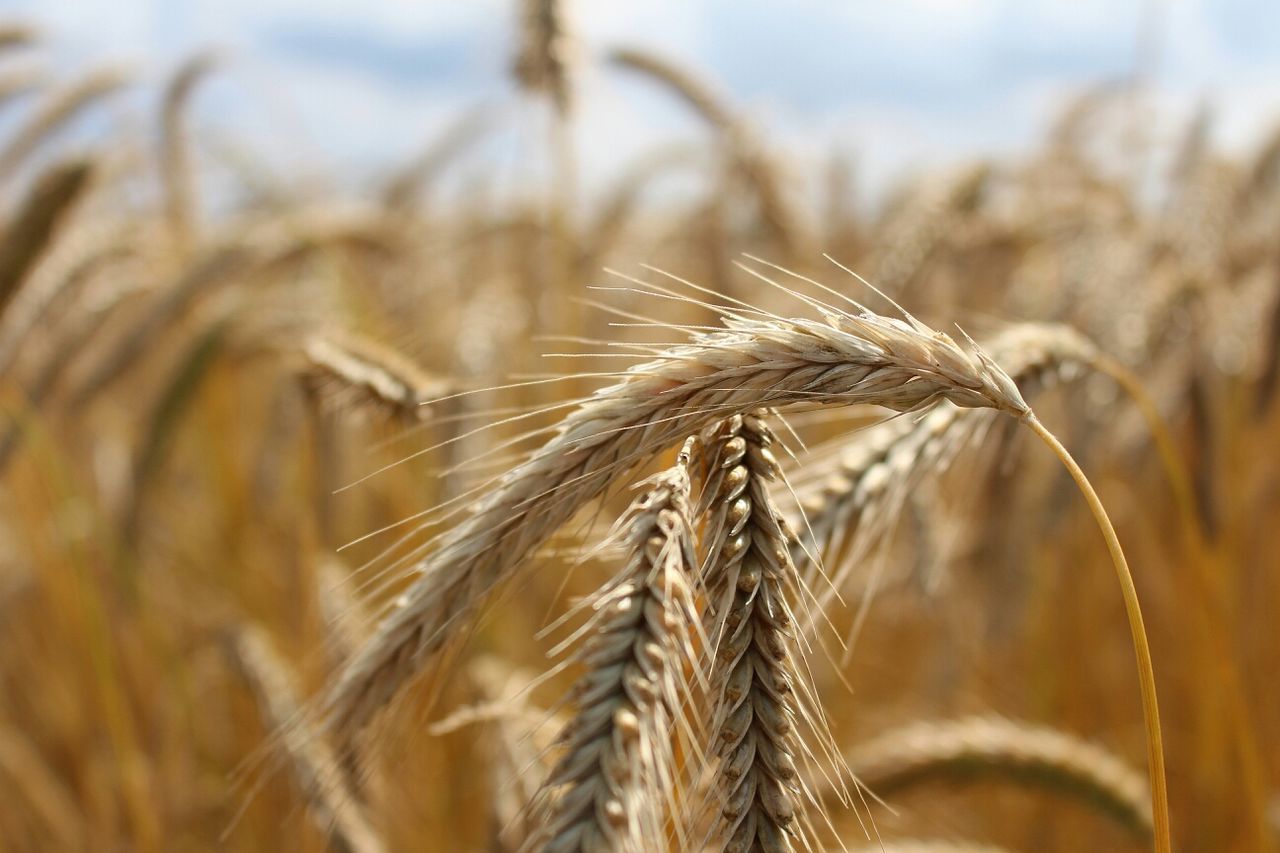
[{"left": 0, "top": 2, "right": 1278, "bottom": 851}]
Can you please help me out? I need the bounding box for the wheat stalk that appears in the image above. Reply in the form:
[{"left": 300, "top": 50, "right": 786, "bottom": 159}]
[
  {"left": 529, "top": 444, "right": 699, "bottom": 852},
  {"left": 847, "top": 716, "right": 1152, "bottom": 837}
]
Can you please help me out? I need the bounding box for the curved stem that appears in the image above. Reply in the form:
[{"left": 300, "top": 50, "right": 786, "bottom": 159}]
[{"left": 1022, "top": 414, "right": 1171, "bottom": 853}]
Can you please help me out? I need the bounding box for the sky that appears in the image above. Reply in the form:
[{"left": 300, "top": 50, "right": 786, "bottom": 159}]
[{"left": 4, "top": 1, "right": 1280, "bottom": 204}]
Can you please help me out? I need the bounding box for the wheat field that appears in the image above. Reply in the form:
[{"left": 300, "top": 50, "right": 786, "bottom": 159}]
[{"left": 0, "top": 6, "right": 1278, "bottom": 852}]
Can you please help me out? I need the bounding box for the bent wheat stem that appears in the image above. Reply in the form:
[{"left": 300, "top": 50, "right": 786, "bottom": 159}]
[{"left": 1022, "top": 414, "right": 1170, "bottom": 853}]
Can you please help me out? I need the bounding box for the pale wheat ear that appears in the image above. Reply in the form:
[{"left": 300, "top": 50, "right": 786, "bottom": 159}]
[
  {"left": 1020, "top": 413, "right": 1170, "bottom": 853},
  {"left": 844, "top": 717, "right": 1153, "bottom": 838}
]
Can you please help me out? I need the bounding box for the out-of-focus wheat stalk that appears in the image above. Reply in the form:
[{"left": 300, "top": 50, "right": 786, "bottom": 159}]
[{"left": 225, "top": 625, "right": 385, "bottom": 853}]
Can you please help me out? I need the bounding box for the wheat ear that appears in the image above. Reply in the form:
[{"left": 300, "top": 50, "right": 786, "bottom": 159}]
[
  {"left": 847, "top": 716, "right": 1152, "bottom": 836},
  {"left": 318, "top": 268, "right": 1029, "bottom": 745},
  {"left": 697, "top": 412, "right": 823, "bottom": 851},
  {"left": 790, "top": 322, "right": 1098, "bottom": 591},
  {"left": 530, "top": 443, "right": 699, "bottom": 852},
  {"left": 299, "top": 331, "right": 448, "bottom": 423}
]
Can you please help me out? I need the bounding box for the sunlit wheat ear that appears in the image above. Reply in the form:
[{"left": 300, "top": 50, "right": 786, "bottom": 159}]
[
  {"left": 317, "top": 264, "right": 1029, "bottom": 750},
  {"left": 696, "top": 412, "right": 841, "bottom": 852},
  {"left": 299, "top": 331, "right": 449, "bottom": 424},
  {"left": 160, "top": 51, "right": 220, "bottom": 254},
  {"left": 526, "top": 445, "right": 699, "bottom": 853},
  {"left": 845, "top": 717, "right": 1152, "bottom": 838},
  {"left": 789, "top": 322, "right": 1099, "bottom": 602},
  {"left": 0, "top": 66, "right": 131, "bottom": 183},
  {"left": 224, "top": 626, "right": 385, "bottom": 853}
]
